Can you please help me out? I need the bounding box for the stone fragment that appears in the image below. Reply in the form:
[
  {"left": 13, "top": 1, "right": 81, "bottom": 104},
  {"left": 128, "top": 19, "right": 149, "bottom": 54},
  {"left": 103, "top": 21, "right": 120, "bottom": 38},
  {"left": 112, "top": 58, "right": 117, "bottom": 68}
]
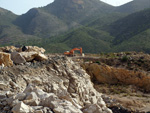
[
  {"left": 11, "top": 52, "right": 26, "bottom": 64},
  {"left": 0, "top": 81, "right": 9, "bottom": 90},
  {"left": 0, "top": 52, "right": 13, "bottom": 67},
  {"left": 20, "top": 52, "right": 47, "bottom": 62},
  {"left": 12, "top": 101, "right": 34, "bottom": 113},
  {"left": 20, "top": 52, "right": 38, "bottom": 62},
  {"left": 23, "top": 99, "right": 40, "bottom": 106},
  {"left": 15, "top": 93, "right": 26, "bottom": 101},
  {"left": 82, "top": 104, "right": 102, "bottom": 113},
  {"left": 25, "top": 46, "right": 45, "bottom": 53},
  {"left": 26, "top": 92, "right": 38, "bottom": 100},
  {"left": 34, "top": 53, "right": 48, "bottom": 61}
]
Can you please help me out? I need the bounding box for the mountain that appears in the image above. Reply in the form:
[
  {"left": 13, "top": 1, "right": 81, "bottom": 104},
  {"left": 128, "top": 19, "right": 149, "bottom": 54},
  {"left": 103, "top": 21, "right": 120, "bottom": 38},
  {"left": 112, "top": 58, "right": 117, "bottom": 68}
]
[
  {"left": 14, "top": 8, "right": 68, "bottom": 38},
  {"left": 0, "top": 8, "right": 40, "bottom": 46},
  {"left": 42, "top": 0, "right": 115, "bottom": 23},
  {"left": 1, "top": 0, "right": 150, "bottom": 53},
  {"left": 108, "top": 8, "right": 150, "bottom": 45},
  {"left": 14, "top": 0, "right": 115, "bottom": 38},
  {"left": 117, "top": 0, "right": 150, "bottom": 13}
]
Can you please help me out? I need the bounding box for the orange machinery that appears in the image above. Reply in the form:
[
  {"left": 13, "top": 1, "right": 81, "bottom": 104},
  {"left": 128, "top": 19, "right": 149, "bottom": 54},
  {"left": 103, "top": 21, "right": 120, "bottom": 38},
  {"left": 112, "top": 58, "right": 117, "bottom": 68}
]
[{"left": 64, "top": 47, "right": 82, "bottom": 56}]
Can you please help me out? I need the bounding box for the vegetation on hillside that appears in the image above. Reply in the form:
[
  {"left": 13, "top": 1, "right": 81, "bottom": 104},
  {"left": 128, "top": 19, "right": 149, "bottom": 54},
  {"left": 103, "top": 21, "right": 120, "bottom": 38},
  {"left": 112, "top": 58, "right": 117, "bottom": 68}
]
[{"left": 1, "top": 0, "right": 150, "bottom": 53}]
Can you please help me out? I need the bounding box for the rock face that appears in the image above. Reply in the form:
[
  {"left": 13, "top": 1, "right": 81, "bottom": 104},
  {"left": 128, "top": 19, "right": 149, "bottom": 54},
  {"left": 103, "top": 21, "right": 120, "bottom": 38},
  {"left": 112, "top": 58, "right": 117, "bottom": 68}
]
[
  {"left": 83, "top": 63, "right": 150, "bottom": 92},
  {"left": 0, "top": 52, "right": 13, "bottom": 67},
  {"left": 0, "top": 56, "right": 112, "bottom": 113}
]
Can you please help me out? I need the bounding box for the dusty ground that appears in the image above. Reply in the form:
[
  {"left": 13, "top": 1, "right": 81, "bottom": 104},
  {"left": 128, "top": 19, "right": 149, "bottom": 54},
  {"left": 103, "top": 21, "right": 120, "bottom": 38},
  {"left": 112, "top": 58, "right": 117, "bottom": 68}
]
[
  {"left": 94, "top": 84, "right": 150, "bottom": 113},
  {"left": 74, "top": 52, "right": 150, "bottom": 113}
]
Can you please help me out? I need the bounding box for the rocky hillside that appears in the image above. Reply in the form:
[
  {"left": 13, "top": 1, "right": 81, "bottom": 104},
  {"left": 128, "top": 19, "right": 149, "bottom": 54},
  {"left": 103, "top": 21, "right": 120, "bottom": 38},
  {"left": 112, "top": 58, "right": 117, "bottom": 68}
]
[
  {"left": 0, "top": 46, "right": 112, "bottom": 113},
  {"left": 0, "top": 46, "right": 150, "bottom": 112}
]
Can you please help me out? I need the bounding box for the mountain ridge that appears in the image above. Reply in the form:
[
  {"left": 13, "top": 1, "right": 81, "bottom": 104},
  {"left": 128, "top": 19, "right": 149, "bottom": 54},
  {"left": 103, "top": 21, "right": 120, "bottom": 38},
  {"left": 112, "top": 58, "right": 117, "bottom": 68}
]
[{"left": 1, "top": 0, "right": 150, "bottom": 53}]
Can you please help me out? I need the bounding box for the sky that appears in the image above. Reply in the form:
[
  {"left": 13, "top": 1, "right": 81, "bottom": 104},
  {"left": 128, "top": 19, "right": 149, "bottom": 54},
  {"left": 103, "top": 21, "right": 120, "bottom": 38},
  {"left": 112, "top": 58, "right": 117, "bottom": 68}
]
[{"left": 0, "top": 0, "right": 133, "bottom": 15}]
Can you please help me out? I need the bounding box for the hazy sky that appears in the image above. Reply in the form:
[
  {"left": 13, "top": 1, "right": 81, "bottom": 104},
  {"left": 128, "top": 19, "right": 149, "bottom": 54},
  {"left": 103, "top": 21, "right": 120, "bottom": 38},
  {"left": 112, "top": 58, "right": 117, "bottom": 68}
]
[{"left": 0, "top": 0, "right": 133, "bottom": 15}]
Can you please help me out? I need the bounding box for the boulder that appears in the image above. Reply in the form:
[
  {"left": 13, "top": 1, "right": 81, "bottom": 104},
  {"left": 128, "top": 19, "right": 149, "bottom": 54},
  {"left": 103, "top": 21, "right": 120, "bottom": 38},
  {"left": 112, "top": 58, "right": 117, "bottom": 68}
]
[
  {"left": 15, "top": 93, "right": 26, "bottom": 101},
  {"left": 25, "top": 46, "right": 45, "bottom": 53},
  {"left": 0, "top": 52, "right": 13, "bottom": 67},
  {"left": 20, "top": 52, "right": 47, "bottom": 62},
  {"left": 11, "top": 52, "right": 26, "bottom": 64},
  {"left": 12, "top": 101, "right": 34, "bottom": 113},
  {"left": 34, "top": 53, "right": 48, "bottom": 61},
  {"left": 20, "top": 52, "right": 38, "bottom": 62}
]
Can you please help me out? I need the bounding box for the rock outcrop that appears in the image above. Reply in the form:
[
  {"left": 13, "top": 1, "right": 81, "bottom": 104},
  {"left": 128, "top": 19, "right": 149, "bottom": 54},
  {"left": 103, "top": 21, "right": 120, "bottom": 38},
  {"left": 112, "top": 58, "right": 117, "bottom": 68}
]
[
  {"left": 0, "top": 56, "right": 112, "bottom": 113},
  {"left": 83, "top": 63, "right": 150, "bottom": 92}
]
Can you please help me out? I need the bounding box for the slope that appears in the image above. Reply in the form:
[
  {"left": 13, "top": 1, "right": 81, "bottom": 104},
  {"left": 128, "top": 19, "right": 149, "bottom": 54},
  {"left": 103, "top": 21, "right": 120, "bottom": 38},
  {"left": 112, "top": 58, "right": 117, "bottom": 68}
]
[
  {"left": 42, "top": 0, "right": 115, "bottom": 24},
  {"left": 14, "top": 8, "right": 68, "bottom": 38},
  {"left": 117, "top": 0, "right": 150, "bottom": 13},
  {"left": 14, "top": 0, "right": 115, "bottom": 38},
  {"left": 108, "top": 8, "right": 150, "bottom": 45},
  {"left": 0, "top": 8, "right": 40, "bottom": 46},
  {"left": 41, "top": 27, "right": 114, "bottom": 53},
  {"left": 112, "top": 29, "right": 150, "bottom": 53}
]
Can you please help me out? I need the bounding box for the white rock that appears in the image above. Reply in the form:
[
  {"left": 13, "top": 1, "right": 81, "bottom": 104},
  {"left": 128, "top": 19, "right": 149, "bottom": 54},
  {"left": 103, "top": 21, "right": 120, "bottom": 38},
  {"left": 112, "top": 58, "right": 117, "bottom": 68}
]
[
  {"left": 82, "top": 104, "right": 102, "bottom": 113},
  {"left": 15, "top": 93, "right": 26, "bottom": 101},
  {"left": 26, "top": 92, "right": 38, "bottom": 100},
  {"left": 11, "top": 52, "right": 26, "bottom": 64},
  {"left": 23, "top": 84, "right": 34, "bottom": 94},
  {"left": 20, "top": 52, "right": 38, "bottom": 62},
  {"left": 0, "top": 81, "right": 9, "bottom": 90},
  {"left": 12, "top": 101, "right": 34, "bottom": 113},
  {"left": 23, "top": 99, "right": 40, "bottom": 106}
]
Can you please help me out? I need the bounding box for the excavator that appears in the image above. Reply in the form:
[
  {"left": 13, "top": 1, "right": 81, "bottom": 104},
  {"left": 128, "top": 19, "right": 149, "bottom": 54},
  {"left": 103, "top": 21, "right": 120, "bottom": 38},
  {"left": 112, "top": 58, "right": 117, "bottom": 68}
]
[{"left": 64, "top": 47, "right": 83, "bottom": 56}]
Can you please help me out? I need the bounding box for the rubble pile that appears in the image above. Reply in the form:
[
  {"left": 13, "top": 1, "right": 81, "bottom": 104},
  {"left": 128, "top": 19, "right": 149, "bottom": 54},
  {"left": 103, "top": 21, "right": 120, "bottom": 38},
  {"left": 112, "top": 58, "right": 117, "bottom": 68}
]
[
  {"left": 0, "top": 46, "right": 48, "bottom": 67},
  {"left": 0, "top": 55, "right": 112, "bottom": 113}
]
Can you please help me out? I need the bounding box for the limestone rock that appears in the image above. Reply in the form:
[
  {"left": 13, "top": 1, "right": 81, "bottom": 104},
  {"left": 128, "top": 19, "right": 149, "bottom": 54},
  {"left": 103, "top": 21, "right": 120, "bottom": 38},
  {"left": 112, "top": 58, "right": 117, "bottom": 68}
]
[
  {"left": 0, "top": 52, "right": 13, "bottom": 67},
  {"left": 0, "top": 81, "right": 9, "bottom": 90},
  {"left": 34, "top": 53, "right": 48, "bottom": 61},
  {"left": 82, "top": 104, "right": 102, "bottom": 113},
  {"left": 12, "top": 101, "right": 34, "bottom": 113},
  {"left": 0, "top": 56, "right": 112, "bottom": 113},
  {"left": 20, "top": 52, "right": 38, "bottom": 62},
  {"left": 26, "top": 92, "right": 38, "bottom": 100},
  {"left": 15, "top": 93, "right": 26, "bottom": 101},
  {"left": 25, "top": 46, "right": 45, "bottom": 53},
  {"left": 20, "top": 52, "right": 47, "bottom": 62},
  {"left": 0, "top": 46, "right": 19, "bottom": 53},
  {"left": 11, "top": 52, "right": 26, "bottom": 64}
]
